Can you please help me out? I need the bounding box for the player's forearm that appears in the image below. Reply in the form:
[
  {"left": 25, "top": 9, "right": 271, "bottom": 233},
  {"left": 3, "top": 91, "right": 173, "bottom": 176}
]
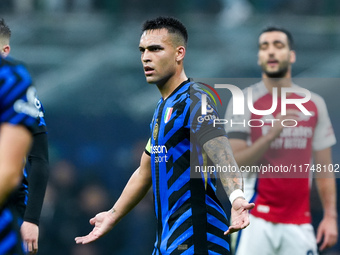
[
  {"left": 232, "top": 133, "right": 274, "bottom": 167},
  {"left": 0, "top": 124, "right": 32, "bottom": 206},
  {"left": 25, "top": 132, "right": 49, "bottom": 225},
  {"left": 24, "top": 158, "right": 49, "bottom": 224},
  {"left": 316, "top": 177, "right": 337, "bottom": 218},
  {"left": 314, "top": 148, "right": 338, "bottom": 218},
  {"left": 110, "top": 167, "right": 152, "bottom": 224},
  {"left": 203, "top": 136, "right": 243, "bottom": 197}
]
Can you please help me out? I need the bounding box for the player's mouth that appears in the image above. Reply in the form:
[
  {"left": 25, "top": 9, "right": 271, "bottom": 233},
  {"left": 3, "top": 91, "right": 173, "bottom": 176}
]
[
  {"left": 144, "top": 66, "right": 155, "bottom": 76},
  {"left": 267, "top": 59, "right": 279, "bottom": 67}
]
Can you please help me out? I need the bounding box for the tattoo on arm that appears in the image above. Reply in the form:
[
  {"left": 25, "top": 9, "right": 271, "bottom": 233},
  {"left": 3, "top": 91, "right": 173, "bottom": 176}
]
[
  {"left": 203, "top": 136, "right": 243, "bottom": 197},
  {"left": 110, "top": 208, "right": 116, "bottom": 214}
]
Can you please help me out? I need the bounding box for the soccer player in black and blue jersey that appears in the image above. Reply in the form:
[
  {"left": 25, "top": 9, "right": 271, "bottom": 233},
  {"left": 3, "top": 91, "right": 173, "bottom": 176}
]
[
  {"left": 76, "top": 16, "right": 254, "bottom": 254},
  {"left": 0, "top": 55, "right": 40, "bottom": 255},
  {"left": 1, "top": 18, "right": 49, "bottom": 255}
]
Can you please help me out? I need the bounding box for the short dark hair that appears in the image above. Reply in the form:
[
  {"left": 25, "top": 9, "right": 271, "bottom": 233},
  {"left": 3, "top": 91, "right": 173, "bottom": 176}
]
[
  {"left": 0, "top": 18, "right": 11, "bottom": 39},
  {"left": 260, "top": 26, "right": 294, "bottom": 50},
  {"left": 142, "top": 16, "right": 188, "bottom": 47}
]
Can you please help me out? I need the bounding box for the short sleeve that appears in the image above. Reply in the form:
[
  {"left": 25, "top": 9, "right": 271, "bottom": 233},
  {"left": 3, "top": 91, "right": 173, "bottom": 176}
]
[
  {"left": 311, "top": 94, "right": 336, "bottom": 151},
  {"left": 189, "top": 87, "right": 226, "bottom": 146},
  {"left": 145, "top": 138, "right": 151, "bottom": 156}
]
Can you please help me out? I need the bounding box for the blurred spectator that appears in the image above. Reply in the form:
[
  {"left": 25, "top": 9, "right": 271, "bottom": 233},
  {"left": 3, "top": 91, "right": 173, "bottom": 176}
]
[
  {"left": 218, "top": 0, "right": 253, "bottom": 28},
  {"left": 39, "top": 160, "right": 81, "bottom": 254}
]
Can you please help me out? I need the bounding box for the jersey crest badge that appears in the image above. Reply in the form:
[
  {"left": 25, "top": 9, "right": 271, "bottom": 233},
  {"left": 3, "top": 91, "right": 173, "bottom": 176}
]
[
  {"left": 164, "top": 107, "right": 173, "bottom": 123},
  {"left": 153, "top": 121, "right": 159, "bottom": 140}
]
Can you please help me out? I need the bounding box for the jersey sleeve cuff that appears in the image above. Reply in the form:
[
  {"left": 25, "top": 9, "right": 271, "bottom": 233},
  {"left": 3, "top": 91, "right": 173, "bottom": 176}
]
[
  {"left": 145, "top": 149, "right": 151, "bottom": 156},
  {"left": 227, "top": 131, "right": 248, "bottom": 141},
  {"left": 198, "top": 129, "right": 227, "bottom": 147}
]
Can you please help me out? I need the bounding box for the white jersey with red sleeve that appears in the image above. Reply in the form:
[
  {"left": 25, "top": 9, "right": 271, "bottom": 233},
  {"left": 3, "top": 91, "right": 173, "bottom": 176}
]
[{"left": 224, "top": 81, "right": 336, "bottom": 224}]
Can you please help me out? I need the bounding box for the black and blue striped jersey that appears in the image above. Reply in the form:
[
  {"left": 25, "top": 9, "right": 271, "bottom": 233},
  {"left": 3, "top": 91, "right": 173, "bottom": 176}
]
[
  {"left": 0, "top": 57, "right": 38, "bottom": 129},
  {"left": 0, "top": 56, "right": 39, "bottom": 255},
  {"left": 145, "top": 80, "right": 230, "bottom": 255}
]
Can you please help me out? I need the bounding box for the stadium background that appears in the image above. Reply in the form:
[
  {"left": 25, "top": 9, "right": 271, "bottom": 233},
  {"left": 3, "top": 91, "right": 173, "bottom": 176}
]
[{"left": 1, "top": 0, "right": 340, "bottom": 254}]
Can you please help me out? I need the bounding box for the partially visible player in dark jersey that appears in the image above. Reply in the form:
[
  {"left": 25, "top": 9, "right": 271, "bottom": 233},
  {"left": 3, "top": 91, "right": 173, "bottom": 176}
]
[
  {"left": 8, "top": 98, "right": 49, "bottom": 255},
  {"left": 75, "top": 16, "right": 254, "bottom": 254},
  {"left": 0, "top": 55, "right": 39, "bottom": 255},
  {"left": 1, "top": 18, "right": 49, "bottom": 255}
]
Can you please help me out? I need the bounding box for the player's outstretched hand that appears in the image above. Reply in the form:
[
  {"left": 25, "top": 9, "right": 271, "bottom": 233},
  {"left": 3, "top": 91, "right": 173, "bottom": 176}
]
[
  {"left": 224, "top": 198, "right": 255, "bottom": 235},
  {"left": 75, "top": 210, "right": 115, "bottom": 244}
]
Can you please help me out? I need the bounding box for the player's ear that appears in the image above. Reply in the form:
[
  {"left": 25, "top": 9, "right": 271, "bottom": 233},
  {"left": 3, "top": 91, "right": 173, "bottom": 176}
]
[
  {"left": 1, "top": 45, "right": 10, "bottom": 57},
  {"left": 289, "top": 50, "right": 296, "bottom": 64},
  {"left": 176, "top": 46, "right": 186, "bottom": 62}
]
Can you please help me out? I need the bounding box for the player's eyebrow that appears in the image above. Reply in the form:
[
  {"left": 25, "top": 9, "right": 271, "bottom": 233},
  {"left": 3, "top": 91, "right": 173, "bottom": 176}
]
[
  {"left": 258, "top": 41, "right": 268, "bottom": 48},
  {"left": 259, "top": 40, "right": 285, "bottom": 48},
  {"left": 273, "top": 40, "right": 285, "bottom": 46},
  {"left": 139, "top": 44, "right": 164, "bottom": 51}
]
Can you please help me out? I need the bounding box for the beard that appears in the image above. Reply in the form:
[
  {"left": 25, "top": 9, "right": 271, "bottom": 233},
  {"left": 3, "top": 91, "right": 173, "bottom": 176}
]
[
  {"left": 261, "top": 60, "right": 290, "bottom": 78},
  {"left": 265, "top": 66, "right": 289, "bottom": 78}
]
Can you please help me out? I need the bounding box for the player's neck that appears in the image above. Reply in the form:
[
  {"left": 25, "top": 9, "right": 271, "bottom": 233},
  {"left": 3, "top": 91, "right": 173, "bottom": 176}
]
[
  {"left": 262, "top": 72, "right": 292, "bottom": 96},
  {"left": 157, "top": 70, "right": 187, "bottom": 99}
]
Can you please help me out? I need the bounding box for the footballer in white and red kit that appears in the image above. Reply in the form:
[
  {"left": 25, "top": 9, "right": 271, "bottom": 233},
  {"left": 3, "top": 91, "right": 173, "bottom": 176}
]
[{"left": 224, "top": 81, "right": 336, "bottom": 255}]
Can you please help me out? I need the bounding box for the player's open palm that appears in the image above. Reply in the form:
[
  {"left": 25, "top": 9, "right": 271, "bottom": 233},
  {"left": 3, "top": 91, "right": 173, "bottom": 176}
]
[
  {"left": 225, "top": 198, "right": 255, "bottom": 235},
  {"left": 75, "top": 211, "right": 115, "bottom": 244}
]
